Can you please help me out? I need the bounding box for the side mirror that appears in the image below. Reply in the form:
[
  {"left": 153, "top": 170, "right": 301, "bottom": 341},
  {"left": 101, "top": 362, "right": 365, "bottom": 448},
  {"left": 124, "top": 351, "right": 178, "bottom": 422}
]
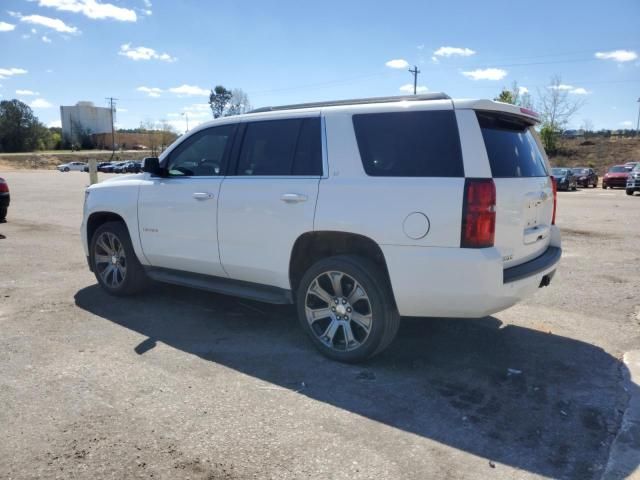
[{"left": 142, "top": 157, "right": 161, "bottom": 175}]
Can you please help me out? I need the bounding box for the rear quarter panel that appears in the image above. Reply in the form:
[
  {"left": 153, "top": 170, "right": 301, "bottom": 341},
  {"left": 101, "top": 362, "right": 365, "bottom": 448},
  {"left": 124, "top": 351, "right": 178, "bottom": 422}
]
[{"left": 316, "top": 102, "right": 464, "bottom": 248}]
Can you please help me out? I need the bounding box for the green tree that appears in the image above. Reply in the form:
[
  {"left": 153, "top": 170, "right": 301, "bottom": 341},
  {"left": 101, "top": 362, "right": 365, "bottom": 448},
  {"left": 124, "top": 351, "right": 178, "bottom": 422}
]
[
  {"left": 495, "top": 88, "right": 516, "bottom": 104},
  {"left": 0, "top": 99, "right": 47, "bottom": 152},
  {"left": 209, "top": 85, "right": 233, "bottom": 118}
]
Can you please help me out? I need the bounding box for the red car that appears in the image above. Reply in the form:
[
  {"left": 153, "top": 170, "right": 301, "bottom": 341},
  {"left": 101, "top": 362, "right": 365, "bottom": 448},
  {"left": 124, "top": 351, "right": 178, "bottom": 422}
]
[
  {"left": 0, "top": 177, "right": 9, "bottom": 221},
  {"left": 602, "top": 165, "right": 632, "bottom": 189}
]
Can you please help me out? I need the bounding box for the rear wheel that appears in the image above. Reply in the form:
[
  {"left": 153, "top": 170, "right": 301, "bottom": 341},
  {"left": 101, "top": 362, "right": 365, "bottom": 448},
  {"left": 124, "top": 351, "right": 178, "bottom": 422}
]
[
  {"left": 0, "top": 206, "right": 6, "bottom": 221},
  {"left": 296, "top": 255, "right": 400, "bottom": 363},
  {"left": 627, "top": 189, "right": 635, "bottom": 196},
  {"left": 90, "top": 221, "right": 149, "bottom": 295}
]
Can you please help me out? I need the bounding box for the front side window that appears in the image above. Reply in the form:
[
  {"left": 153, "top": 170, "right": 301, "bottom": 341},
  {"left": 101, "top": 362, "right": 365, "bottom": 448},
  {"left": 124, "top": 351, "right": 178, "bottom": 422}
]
[
  {"left": 352, "top": 110, "right": 464, "bottom": 177},
  {"left": 167, "top": 124, "right": 235, "bottom": 176},
  {"left": 236, "top": 117, "right": 322, "bottom": 176}
]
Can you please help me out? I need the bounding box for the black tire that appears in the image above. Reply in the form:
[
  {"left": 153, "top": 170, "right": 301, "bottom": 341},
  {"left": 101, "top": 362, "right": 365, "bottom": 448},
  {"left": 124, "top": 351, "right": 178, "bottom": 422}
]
[
  {"left": 64, "top": 167, "right": 69, "bottom": 172},
  {"left": 627, "top": 189, "right": 634, "bottom": 196},
  {"left": 602, "top": 185, "right": 607, "bottom": 189},
  {"left": 0, "top": 206, "right": 6, "bottom": 221},
  {"left": 296, "top": 255, "right": 400, "bottom": 363},
  {"left": 90, "top": 221, "right": 149, "bottom": 296}
]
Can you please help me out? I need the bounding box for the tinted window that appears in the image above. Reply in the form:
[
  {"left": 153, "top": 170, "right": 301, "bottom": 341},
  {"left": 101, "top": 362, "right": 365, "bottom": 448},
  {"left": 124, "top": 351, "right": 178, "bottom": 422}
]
[
  {"left": 477, "top": 112, "right": 548, "bottom": 178},
  {"left": 168, "top": 125, "right": 234, "bottom": 176},
  {"left": 293, "top": 118, "right": 323, "bottom": 175},
  {"left": 236, "top": 118, "right": 322, "bottom": 176},
  {"left": 352, "top": 110, "right": 463, "bottom": 177},
  {"left": 609, "top": 166, "right": 630, "bottom": 173}
]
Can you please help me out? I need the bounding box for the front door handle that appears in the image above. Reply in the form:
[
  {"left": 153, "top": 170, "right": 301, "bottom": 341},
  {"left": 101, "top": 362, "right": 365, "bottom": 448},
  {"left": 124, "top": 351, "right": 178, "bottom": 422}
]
[
  {"left": 193, "top": 192, "right": 214, "bottom": 200},
  {"left": 280, "top": 193, "right": 308, "bottom": 203}
]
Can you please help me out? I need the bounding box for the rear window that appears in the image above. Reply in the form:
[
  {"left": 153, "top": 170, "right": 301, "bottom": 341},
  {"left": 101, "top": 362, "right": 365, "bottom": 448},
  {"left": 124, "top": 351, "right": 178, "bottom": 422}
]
[
  {"left": 477, "top": 112, "right": 548, "bottom": 178},
  {"left": 352, "top": 110, "right": 464, "bottom": 177}
]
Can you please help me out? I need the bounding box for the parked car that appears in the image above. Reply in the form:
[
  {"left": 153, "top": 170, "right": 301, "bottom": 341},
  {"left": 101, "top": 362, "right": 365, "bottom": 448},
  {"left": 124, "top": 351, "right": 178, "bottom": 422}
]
[
  {"left": 131, "top": 144, "right": 148, "bottom": 150},
  {"left": 624, "top": 161, "right": 639, "bottom": 169},
  {"left": 551, "top": 168, "right": 577, "bottom": 191},
  {"left": 626, "top": 163, "right": 640, "bottom": 196},
  {"left": 0, "top": 177, "right": 9, "bottom": 221},
  {"left": 126, "top": 161, "right": 142, "bottom": 173},
  {"left": 602, "top": 165, "right": 632, "bottom": 189},
  {"left": 81, "top": 94, "right": 561, "bottom": 362},
  {"left": 97, "top": 162, "right": 114, "bottom": 172},
  {"left": 571, "top": 167, "right": 598, "bottom": 188},
  {"left": 57, "top": 161, "right": 87, "bottom": 172}
]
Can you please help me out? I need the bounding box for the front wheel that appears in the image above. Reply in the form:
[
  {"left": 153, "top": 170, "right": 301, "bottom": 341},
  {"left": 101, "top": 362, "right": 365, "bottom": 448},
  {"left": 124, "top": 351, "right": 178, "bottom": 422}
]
[
  {"left": 90, "top": 221, "right": 149, "bottom": 295},
  {"left": 627, "top": 189, "right": 635, "bottom": 196},
  {"left": 296, "top": 255, "right": 400, "bottom": 363},
  {"left": 63, "top": 167, "right": 70, "bottom": 172},
  {"left": 0, "top": 206, "right": 6, "bottom": 221}
]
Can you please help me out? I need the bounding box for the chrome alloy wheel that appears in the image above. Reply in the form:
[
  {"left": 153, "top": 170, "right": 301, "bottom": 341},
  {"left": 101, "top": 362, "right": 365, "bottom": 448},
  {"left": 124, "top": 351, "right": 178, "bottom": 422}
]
[
  {"left": 94, "top": 231, "right": 127, "bottom": 288},
  {"left": 305, "top": 271, "right": 373, "bottom": 352}
]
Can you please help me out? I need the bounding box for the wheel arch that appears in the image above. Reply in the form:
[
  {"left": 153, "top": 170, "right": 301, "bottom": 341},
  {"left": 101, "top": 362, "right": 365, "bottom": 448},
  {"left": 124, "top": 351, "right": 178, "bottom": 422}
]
[
  {"left": 87, "top": 211, "right": 128, "bottom": 246},
  {"left": 289, "top": 231, "right": 395, "bottom": 305}
]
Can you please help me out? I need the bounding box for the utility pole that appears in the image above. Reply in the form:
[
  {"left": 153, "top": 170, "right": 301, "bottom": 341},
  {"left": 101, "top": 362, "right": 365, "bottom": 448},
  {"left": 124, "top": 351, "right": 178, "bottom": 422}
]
[
  {"left": 106, "top": 97, "right": 117, "bottom": 157},
  {"left": 408, "top": 65, "right": 420, "bottom": 95},
  {"left": 181, "top": 112, "right": 189, "bottom": 133},
  {"left": 636, "top": 97, "right": 640, "bottom": 137}
]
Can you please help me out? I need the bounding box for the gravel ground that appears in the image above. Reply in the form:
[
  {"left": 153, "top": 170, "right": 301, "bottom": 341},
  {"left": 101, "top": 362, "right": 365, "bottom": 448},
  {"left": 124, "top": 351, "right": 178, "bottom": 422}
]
[{"left": 0, "top": 171, "right": 638, "bottom": 480}]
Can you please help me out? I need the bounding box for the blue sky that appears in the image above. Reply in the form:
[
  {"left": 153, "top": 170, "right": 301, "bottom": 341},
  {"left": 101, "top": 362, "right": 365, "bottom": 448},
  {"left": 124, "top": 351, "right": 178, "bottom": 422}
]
[{"left": 0, "top": 0, "right": 638, "bottom": 132}]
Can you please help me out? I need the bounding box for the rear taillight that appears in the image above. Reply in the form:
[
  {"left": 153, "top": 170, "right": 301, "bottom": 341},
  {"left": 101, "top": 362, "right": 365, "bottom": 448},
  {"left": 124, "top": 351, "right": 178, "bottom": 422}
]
[
  {"left": 0, "top": 179, "right": 8, "bottom": 193},
  {"left": 461, "top": 178, "right": 496, "bottom": 248},
  {"left": 550, "top": 176, "right": 557, "bottom": 225}
]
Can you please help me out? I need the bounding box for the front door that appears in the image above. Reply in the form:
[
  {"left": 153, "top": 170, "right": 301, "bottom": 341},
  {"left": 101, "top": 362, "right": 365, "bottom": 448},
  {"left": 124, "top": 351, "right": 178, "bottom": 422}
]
[{"left": 138, "top": 124, "right": 236, "bottom": 277}]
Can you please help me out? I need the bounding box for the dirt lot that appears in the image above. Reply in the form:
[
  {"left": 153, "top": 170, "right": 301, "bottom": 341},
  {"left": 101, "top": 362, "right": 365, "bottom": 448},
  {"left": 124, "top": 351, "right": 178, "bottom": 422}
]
[{"left": 1, "top": 171, "right": 639, "bottom": 479}]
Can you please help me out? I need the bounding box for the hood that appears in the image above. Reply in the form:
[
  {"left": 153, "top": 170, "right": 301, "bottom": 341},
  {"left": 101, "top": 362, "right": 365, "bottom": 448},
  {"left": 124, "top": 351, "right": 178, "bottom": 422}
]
[{"left": 89, "top": 172, "right": 145, "bottom": 189}]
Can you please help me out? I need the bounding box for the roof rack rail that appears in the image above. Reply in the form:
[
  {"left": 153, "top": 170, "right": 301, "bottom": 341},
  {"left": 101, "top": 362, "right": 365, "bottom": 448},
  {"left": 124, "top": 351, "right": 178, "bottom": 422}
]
[{"left": 248, "top": 93, "right": 451, "bottom": 114}]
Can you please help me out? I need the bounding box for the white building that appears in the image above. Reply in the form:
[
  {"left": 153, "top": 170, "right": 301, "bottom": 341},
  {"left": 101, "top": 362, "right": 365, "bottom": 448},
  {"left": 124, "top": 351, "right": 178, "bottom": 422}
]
[{"left": 60, "top": 101, "right": 112, "bottom": 144}]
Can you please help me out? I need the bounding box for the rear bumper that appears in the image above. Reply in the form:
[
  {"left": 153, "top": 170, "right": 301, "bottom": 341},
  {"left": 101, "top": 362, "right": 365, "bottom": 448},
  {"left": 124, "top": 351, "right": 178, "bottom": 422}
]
[{"left": 382, "top": 226, "right": 562, "bottom": 318}]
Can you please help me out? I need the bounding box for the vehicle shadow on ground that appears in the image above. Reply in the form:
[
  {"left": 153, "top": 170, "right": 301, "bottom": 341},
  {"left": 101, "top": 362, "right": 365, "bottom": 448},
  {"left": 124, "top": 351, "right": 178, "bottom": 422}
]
[{"left": 75, "top": 284, "right": 636, "bottom": 480}]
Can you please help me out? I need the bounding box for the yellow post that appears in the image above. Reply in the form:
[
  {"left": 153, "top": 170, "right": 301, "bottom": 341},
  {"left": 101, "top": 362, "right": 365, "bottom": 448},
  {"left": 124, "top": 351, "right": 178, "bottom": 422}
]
[{"left": 89, "top": 158, "right": 98, "bottom": 185}]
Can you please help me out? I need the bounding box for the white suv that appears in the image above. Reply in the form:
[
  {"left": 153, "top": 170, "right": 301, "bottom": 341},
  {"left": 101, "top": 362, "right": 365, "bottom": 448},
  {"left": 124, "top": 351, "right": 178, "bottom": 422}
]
[{"left": 81, "top": 94, "right": 561, "bottom": 362}]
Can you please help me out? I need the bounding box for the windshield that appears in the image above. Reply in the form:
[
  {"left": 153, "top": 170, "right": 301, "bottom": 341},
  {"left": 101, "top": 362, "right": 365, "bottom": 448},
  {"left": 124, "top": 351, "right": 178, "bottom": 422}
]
[
  {"left": 572, "top": 168, "right": 589, "bottom": 174},
  {"left": 551, "top": 168, "right": 569, "bottom": 176},
  {"left": 608, "top": 166, "right": 630, "bottom": 173}
]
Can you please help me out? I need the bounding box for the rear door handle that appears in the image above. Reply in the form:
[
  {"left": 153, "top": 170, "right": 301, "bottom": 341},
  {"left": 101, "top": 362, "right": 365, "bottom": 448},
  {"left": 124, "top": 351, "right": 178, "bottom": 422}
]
[
  {"left": 280, "top": 193, "right": 308, "bottom": 203},
  {"left": 192, "top": 192, "right": 214, "bottom": 200}
]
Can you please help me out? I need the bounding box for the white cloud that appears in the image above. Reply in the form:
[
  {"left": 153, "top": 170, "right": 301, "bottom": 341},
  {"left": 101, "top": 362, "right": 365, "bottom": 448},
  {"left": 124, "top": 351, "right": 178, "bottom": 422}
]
[
  {"left": 0, "top": 21, "right": 16, "bottom": 32},
  {"left": 462, "top": 68, "right": 507, "bottom": 81},
  {"left": 169, "top": 84, "right": 209, "bottom": 96},
  {"left": 137, "top": 86, "right": 162, "bottom": 97},
  {"left": 0, "top": 67, "right": 28, "bottom": 80},
  {"left": 620, "top": 120, "right": 633, "bottom": 127},
  {"left": 434, "top": 46, "right": 476, "bottom": 57},
  {"left": 16, "top": 89, "right": 39, "bottom": 95},
  {"left": 518, "top": 86, "right": 529, "bottom": 95},
  {"left": 399, "top": 84, "right": 429, "bottom": 94},
  {"left": 385, "top": 59, "right": 409, "bottom": 69},
  {"left": 119, "top": 43, "right": 176, "bottom": 62},
  {"left": 42, "top": 35, "right": 52, "bottom": 43},
  {"left": 595, "top": 50, "right": 638, "bottom": 63},
  {"left": 20, "top": 14, "right": 78, "bottom": 33},
  {"left": 48, "top": 119, "right": 61, "bottom": 128},
  {"left": 548, "top": 84, "right": 590, "bottom": 95},
  {"left": 36, "top": 0, "right": 137, "bottom": 22},
  {"left": 180, "top": 103, "right": 211, "bottom": 118},
  {"left": 31, "top": 98, "right": 53, "bottom": 108}
]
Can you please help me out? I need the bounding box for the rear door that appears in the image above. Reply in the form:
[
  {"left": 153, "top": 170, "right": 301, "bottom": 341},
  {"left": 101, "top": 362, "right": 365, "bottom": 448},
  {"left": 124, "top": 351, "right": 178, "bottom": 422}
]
[
  {"left": 217, "top": 115, "right": 323, "bottom": 289},
  {"left": 474, "top": 111, "right": 553, "bottom": 268}
]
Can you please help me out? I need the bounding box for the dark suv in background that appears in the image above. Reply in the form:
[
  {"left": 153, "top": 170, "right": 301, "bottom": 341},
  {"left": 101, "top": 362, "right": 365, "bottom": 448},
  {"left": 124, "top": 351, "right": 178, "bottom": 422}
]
[
  {"left": 551, "top": 168, "right": 577, "bottom": 191},
  {"left": 571, "top": 167, "right": 598, "bottom": 188}
]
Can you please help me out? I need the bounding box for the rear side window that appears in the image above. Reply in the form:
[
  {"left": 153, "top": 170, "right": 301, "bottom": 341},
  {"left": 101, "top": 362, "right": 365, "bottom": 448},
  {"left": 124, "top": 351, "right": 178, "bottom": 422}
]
[
  {"left": 352, "top": 110, "right": 464, "bottom": 177},
  {"left": 236, "top": 118, "right": 322, "bottom": 176},
  {"left": 477, "top": 112, "right": 548, "bottom": 178}
]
